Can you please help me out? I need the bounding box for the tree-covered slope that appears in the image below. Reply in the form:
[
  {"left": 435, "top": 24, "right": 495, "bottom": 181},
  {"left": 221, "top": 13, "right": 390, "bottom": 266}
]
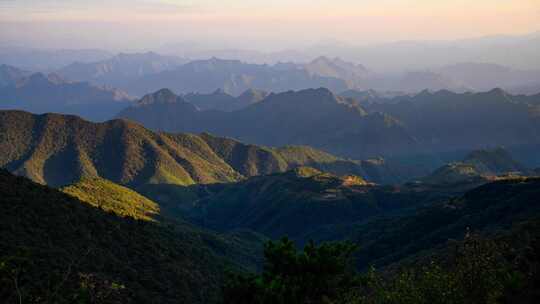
[
  {"left": 61, "top": 177, "right": 160, "bottom": 221},
  {"left": 0, "top": 110, "right": 242, "bottom": 187},
  {"left": 189, "top": 167, "right": 456, "bottom": 242},
  {"left": 421, "top": 147, "right": 529, "bottom": 185},
  {"left": 0, "top": 110, "right": 406, "bottom": 190},
  {"left": 0, "top": 169, "right": 255, "bottom": 303},
  {"left": 307, "top": 177, "right": 540, "bottom": 269}
]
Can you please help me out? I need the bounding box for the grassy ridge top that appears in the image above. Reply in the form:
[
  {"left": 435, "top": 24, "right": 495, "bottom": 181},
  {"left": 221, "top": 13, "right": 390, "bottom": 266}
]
[{"left": 61, "top": 177, "right": 160, "bottom": 221}]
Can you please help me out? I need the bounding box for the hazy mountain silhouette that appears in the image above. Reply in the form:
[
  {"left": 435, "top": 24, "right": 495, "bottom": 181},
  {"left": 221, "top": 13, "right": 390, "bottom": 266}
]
[
  {"left": 434, "top": 62, "right": 540, "bottom": 91},
  {"left": 362, "top": 88, "right": 540, "bottom": 153},
  {"left": 183, "top": 88, "right": 270, "bottom": 112},
  {"left": 125, "top": 58, "right": 350, "bottom": 96},
  {"left": 0, "top": 72, "right": 134, "bottom": 121},
  {"left": 0, "top": 64, "right": 30, "bottom": 87},
  {"left": 0, "top": 46, "right": 112, "bottom": 70},
  {"left": 117, "top": 88, "right": 419, "bottom": 159},
  {"left": 57, "top": 52, "right": 188, "bottom": 88}
]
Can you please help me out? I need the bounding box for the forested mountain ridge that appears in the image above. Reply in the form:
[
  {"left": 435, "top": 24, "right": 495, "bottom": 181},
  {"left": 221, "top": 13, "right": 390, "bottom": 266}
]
[
  {"left": 117, "top": 88, "right": 419, "bottom": 159},
  {"left": 304, "top": 176, "right": 540, "bottom": 269},
  {"left": 0, "top": 110, "right": 406, "bottom": 191},
  {"left": 0, "top": 169, "right": 263, "bottom": 303}
]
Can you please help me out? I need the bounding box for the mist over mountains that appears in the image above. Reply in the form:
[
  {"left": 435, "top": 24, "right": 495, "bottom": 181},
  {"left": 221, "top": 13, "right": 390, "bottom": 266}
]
[
  {"left": 3, "top": 32, "right": 540, "bottom": 96},
  {"left": 54, "top": 53, "right": 540, "bottom": 96},
  {"left": 0, "top": 69, "right": 134, "bottom": 121},
  {"left": 2, "top": 28, "right": 540, "bottom": 304},
  {"left": 116, "top": 87, "right": 540, "bottom": 166}
]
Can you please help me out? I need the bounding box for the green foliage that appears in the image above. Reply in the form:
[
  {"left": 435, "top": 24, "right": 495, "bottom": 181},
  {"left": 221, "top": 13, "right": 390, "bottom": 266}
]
[
  {"left": 306, "top": 177, "right": 540, "bottom": 269},
  {"left": 190, "top": 168, "right": 432, "bottom": 241},
  {"left": 0, "top": 110, "right": 242, "bottom": 187},
  {"left": 224, "top": 229, "right": 540, "bottom": 304},
  {"left": 61, "top": 177, "right": 160, "bottom": 221},
  {"left": 422, "top": 147, "right": 527, "bottom": 185},
  {"left": 361, "top": 231, "right": 539, "bottom": 304},
  {"left": 224, "top": 238, "right": 360, "bottom": 304},
  {"left": 0, "top": 169, "right": 256, "bottom": 303}
]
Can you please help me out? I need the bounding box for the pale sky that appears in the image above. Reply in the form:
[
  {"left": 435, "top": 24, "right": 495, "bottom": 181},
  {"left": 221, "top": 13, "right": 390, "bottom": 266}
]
[{"left": 1, "top": 0, "right": 539, "bottom": 50}]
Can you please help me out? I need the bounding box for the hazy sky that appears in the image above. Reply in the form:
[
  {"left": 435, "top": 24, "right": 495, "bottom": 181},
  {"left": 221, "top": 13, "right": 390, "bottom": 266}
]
[{"left": 1, "top": 0, "right": 539, "bottom": 50}]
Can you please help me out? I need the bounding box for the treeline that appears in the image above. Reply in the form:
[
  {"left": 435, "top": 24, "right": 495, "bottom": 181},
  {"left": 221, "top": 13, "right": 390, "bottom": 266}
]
[{"left": 224, "top": 227, "right": 540, "bottom": 304}]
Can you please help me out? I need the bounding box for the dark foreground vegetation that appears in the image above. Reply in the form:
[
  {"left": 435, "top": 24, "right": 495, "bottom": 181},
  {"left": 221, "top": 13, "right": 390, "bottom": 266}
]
[
  {"left": 1, "top": 173, "right": 539, "bottom": 303},
  {"left": 225, "top": 231, "right": 540, "bottom": 304},
  {"left": 0, "top": 169, "right": 260, "bottom": 304}
]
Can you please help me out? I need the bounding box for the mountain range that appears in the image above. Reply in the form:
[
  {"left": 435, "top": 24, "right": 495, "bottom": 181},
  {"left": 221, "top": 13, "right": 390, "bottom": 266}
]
[
  {"left": 0, "top": 64, "right": 30, "bottom": 87},
  {"left": 117, "top": 88, "right": 419, "bottom": 159},
  {"left": 57, "top": 54, "right": 540, "bottom": 96},
  {"left": 123, "top": 57, "right": 350, "bottom": 96},
  {"left": 1, "top": 107, "right": 539, "bottom": 302},
  {"left": 3, "top": 109, "right": 530, "bottom": 242},
  {"left": 0, "top": 71, "right": 134, "bottom": 121},
  {"left": 361, "top": 89, "right": 540, "bottom": 154},
  {"left": 57, "top": 52, "right": 188, "bottom": 88},
  {"left": 183, "top": 88, "right": 269, "bottom": 112},
  {"left": 117, "top": 87, "right": 540, "bottom": 164},
  {"left": 0, "top": 110, "right": 412, "bottom": 208},
  {"left": 4, "top": 49, "right": 538, "bottom": 98}
]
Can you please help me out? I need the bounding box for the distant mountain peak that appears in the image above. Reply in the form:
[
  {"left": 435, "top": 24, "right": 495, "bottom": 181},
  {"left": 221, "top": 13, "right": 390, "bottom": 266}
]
[
  {"left": 137, "top": 88, "right": 183, "bottom": 106},
  {"left": 486, "top": 87, "right": 508, "bottom": 95}
]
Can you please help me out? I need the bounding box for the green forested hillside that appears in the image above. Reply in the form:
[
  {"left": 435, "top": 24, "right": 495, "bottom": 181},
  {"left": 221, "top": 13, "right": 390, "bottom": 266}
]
[
  {"left": 221, "top": 177, "right": 540, "bottom": 303},
  {"left": 0, "top": 110, "right": 242, "bottom": 187},
  {"left": 306, "top": 177, "right": 540, "bottom": 269},
  {"left": 200, "top": 132, "right": 408, "bottom": 184},
  {"left": 421, "top": 147, "right": 529, "bottom": 185},
  {"left": 0, "top": 169, "right": 259, "bottom": 303},
  {"left": 0, "top": 110, "right": 407, "bottom": 194},
  {"left": 189, "top": 167, "right": 457, "bottom": 241}
]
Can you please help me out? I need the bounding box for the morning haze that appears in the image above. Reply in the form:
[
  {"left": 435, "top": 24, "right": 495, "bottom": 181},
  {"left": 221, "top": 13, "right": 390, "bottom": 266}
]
[{"left": 1, "top": 1, "right": 540, "bottom": 303}]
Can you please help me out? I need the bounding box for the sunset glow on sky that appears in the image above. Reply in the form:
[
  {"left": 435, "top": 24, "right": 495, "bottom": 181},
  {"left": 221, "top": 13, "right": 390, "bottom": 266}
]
[{"left": 1, "top": 0, "right": 539, "bottom": 49}]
